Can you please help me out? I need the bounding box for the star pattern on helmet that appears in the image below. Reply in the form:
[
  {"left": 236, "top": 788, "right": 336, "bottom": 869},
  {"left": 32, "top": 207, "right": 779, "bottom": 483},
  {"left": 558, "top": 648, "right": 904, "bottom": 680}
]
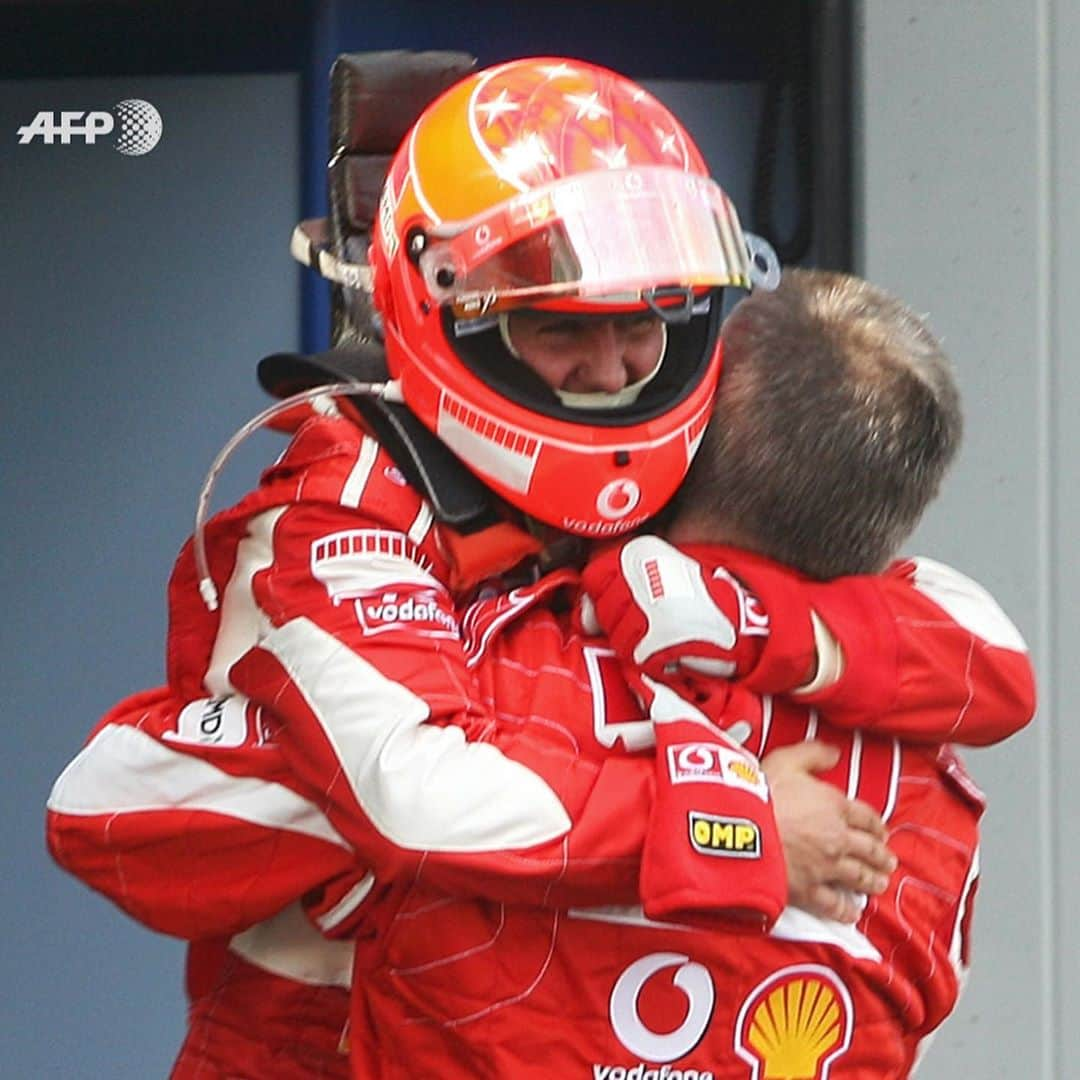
[
  {"left": 539, "top": 62, "right": 577, "bottom": 81},
  {"left": 653, "top": 126, "right": 680, "bottom": 156},
  {"left": 564, "top": 91, "right": 611, "bottom": 122},
  {"left": 592, "top": 143, "right": 629, "bottom": 169},
  {"left": 475, "top": 88, "right": 521, "bottom": 127},
  {"left": 499, "top": 132, "right": 556, "bottom": 177}
]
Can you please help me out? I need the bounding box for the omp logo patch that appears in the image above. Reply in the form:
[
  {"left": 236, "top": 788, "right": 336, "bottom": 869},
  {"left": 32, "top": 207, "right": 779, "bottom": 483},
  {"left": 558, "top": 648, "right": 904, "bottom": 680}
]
[
  {"left": 667, "top": 743, "right": 769, "bottom": 802},
  {"left": 164, "top": 696, "right": 251, "bottom": 749},
  {"left": 357, "top": 586, "right": 458, "bottom": 639},
  {"left": 688, "top": 813, "right": 761, "bottom": 858},
  {"left": 734, "top": 965, "right": 853, "bottom": 1079}
]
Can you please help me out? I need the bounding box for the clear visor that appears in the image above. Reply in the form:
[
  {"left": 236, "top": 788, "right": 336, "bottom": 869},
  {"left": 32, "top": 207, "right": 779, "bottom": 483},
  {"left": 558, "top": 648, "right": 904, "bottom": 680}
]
[{"left": 419, "top": 167, "right": 751, "bottom": 318}]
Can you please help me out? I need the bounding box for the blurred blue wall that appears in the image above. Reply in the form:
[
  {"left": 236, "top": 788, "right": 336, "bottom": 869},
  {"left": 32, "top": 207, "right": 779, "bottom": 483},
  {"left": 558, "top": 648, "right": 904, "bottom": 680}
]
[{"left": 1, "top": 73, "right": 300, "bottom": 1077}]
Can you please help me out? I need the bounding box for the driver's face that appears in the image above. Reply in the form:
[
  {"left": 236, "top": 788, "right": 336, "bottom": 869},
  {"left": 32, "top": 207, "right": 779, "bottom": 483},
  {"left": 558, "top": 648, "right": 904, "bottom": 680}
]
[{"left": 505, "top": 310, "right": 664, "bottom": 393}]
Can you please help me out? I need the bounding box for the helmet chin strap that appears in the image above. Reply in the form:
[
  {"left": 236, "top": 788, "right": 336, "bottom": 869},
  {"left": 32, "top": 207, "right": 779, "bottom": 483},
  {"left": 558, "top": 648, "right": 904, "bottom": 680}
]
[{"left": 498, "top": 314, "right": 668, "bottom": 411}]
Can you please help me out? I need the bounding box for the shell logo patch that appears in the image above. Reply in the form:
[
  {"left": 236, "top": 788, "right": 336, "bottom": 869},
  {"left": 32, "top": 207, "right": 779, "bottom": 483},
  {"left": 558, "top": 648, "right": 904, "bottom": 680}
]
[
  {"left": 734, "top": 965, "right": 853, "bottom": 1079},
  {"left": 728, "top": 758, "right": 762, "bottom": 788}
]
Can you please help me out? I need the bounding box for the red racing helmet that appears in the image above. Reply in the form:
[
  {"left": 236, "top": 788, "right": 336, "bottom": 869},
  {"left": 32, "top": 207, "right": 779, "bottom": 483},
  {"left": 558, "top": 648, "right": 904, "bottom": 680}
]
[{"left": 368, "top": 57, "right": 757, "bottom": 537}]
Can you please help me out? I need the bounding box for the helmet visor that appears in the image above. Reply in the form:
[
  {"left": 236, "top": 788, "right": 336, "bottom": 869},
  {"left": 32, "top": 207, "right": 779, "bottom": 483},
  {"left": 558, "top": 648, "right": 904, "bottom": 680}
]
[{"left": 419, "top": 167, "right": 750, "bottom": 318}]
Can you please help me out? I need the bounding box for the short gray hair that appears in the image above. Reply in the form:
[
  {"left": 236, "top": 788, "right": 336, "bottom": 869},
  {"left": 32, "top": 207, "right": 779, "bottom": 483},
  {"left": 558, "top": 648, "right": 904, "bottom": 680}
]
[{"left": 675, "top": 269, "right": 962, "bottom": 578}]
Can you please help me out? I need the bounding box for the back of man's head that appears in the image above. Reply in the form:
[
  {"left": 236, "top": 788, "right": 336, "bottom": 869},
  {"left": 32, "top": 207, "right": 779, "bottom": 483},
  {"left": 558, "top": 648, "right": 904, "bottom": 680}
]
[{"left": 672, "top": 269, "right": 962, "bottom": 578}]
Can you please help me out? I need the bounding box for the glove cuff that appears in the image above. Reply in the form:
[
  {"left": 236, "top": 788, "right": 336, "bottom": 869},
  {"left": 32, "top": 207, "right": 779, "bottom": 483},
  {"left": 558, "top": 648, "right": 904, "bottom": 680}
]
[
  {"left": 798, "top": 575, "right": 900, "bottom": 714},
  {"left": 681, "top": 545, "right": 818, "bottom": 694},
  {"left": 642, "top": 718, "right": 787, "bottom": 934}
]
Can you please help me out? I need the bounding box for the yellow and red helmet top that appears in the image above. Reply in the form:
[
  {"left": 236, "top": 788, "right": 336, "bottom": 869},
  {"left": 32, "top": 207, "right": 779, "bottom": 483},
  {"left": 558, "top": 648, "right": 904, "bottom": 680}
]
[{"left": 369, "top": 56, "right": 751, "bottom": 536}]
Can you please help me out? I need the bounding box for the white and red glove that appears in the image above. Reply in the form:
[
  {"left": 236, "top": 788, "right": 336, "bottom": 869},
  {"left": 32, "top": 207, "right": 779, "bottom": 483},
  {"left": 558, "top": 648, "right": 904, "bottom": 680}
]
[
  {"left": 581, "top": 536, "right": 826, "bottom": 694},
  {"left": 580, "top": 535, "right": 775, "bottom": 675},
  {"left": 580, "top": 536, "right": 768, "bottom": 679}
]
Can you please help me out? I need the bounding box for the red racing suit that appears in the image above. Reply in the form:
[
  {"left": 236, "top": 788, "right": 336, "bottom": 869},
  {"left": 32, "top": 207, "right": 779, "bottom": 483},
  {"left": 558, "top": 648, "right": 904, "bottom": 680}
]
[
  {"left": 48, "top": 413, "right": 649, "bottom": 1077},
  {"left": 348, "top": 572, "right": 992, "bottom": 1079},
  {"left": 47, "top": 411, "right": 1035, "bottom": 1078}
]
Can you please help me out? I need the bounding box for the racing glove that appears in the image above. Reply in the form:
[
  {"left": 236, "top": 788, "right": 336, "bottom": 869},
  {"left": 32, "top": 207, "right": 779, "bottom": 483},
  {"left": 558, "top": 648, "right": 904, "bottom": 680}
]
[{"left": 580, "top": 536, "right": 820, "bottom": 694}]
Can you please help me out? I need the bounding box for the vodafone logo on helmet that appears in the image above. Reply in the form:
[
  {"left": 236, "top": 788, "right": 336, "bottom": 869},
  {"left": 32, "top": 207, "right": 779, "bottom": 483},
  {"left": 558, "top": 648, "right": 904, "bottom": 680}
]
[
  {"left": 609, "top": 953, "right": 714, "bottom": 1063},
  {"left": 597, "top": 478, "right": 641, "bottom": 520}
]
